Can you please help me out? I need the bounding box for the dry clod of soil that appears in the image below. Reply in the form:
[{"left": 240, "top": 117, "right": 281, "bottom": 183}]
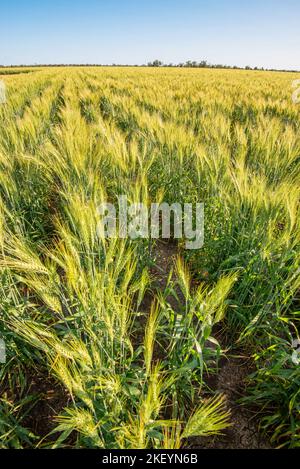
[{"left": 193, "top": 358, "right": 272, "bottom": 449}]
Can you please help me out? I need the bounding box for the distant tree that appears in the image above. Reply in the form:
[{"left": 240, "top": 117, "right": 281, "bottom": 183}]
[{"left": 147, "top": 60, "right": 163, "bottom": 67}]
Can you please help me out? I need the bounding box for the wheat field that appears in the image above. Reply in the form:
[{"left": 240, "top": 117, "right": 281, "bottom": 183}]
[{"left": 0, "top": 67, "right": 299, "bottom": 448}]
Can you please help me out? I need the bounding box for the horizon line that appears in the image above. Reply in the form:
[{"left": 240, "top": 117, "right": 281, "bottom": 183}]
[{"left": 0, "top": 63, "right": 299, "bottom": 73}]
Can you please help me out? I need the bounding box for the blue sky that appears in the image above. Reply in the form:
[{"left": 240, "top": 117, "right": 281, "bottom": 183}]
[{"left": 0, "top": 0, "right": 299, "bottom": 69}]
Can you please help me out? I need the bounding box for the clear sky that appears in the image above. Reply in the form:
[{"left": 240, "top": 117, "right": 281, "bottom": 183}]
[{"left": 0, "top": 0, "right": 299, "bottom": 69}]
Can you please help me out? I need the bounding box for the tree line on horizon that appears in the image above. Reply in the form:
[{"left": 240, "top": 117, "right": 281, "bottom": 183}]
[
  {"left": 146, "top": 59, "right": 298, "bottom": 72},
  {"left": 0, "top": 60, "right": 298, "bottom": 73}
]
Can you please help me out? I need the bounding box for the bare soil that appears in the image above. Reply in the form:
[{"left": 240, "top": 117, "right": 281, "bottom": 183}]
[{"left": 22, "top": 370, "right": 71, "bottom": 441}]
